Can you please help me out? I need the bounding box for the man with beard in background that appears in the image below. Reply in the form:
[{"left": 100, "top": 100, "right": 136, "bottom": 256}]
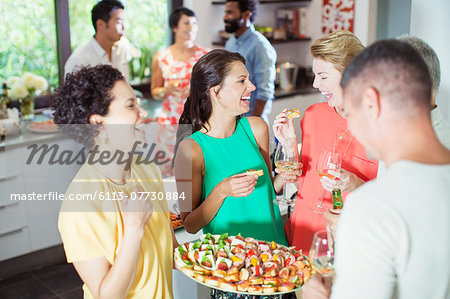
[{"left": 223, "top": 0, "right": 276, "bottom": 124}]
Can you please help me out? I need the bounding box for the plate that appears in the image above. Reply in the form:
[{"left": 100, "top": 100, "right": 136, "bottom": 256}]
[
  {"left": 178, "top": 269, "right": 302, "bottom": 296},
  {"left": 26, "top": 122, "right": 60, "bottom": 134},
  {"left": 174, "top": 233, "right": 311, "bottom": 296},
  {"left": 174, "top": 224, "right": 184, "bottom": 231}
]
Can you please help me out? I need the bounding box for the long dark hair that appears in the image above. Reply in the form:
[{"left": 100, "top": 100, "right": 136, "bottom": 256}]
[{"left": 173, "top": 49, "right": 246, "bottom": 163}]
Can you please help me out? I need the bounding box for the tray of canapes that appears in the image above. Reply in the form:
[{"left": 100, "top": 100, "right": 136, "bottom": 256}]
[{"left": 174, "top": 233, "right": 313, "bottom": 295}]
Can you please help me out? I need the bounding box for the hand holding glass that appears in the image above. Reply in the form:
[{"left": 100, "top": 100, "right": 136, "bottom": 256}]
[
  {"left": 310, "top": 149, "right": 341, "bottom": 213},
  {"left": 309, "top": 229, "right": 335, "bottom": 277},
  {"left": 167, "top": 73, "right": 184, "bottom": 96},
  {"left": 273, "top": 142, "right": 299, "bottom": 205}
]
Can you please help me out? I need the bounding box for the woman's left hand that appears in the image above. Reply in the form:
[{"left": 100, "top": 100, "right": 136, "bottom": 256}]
[
  {"left": 180, "top": 85, "right": 190, "bottom": 99},
  {"left": 320, "top": 168, "right": 364, "bottom": 192}
]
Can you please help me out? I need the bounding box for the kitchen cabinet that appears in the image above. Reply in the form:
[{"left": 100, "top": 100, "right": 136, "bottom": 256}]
[
  {"left": 0, "top": 133, "right": 81, "bottom": 262},
  {"left": 0, "top": 147, "right": 29, "bottom": 261},
  {"left": 212, "top": 0, "right": 311, "bottom": 5},
  {"left": 211, "top": 0, "right": 312, "bottom": 45},
  {"left": 212, "top": 36, "right": 311, "bottom": 47},
  {"left": 205, "top": 0, "right": 315, "bottom": 97}
]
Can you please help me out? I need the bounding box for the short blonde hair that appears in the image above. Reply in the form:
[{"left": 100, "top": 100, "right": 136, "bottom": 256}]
[{"left": 310, "top": 30, "right": 364, "bottom": 73}]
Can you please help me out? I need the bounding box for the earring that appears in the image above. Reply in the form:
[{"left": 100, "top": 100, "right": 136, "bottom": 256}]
[{"left": 97, "top": 127, "right": 109, "bottom": 145}]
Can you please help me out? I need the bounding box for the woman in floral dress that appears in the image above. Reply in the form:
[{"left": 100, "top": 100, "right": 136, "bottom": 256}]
[{"left": 151, "top": 7, "right": 208, "bottom": 176}]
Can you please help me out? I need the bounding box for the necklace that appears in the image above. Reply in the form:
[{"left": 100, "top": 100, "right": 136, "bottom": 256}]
[
  {"left": 334, "top": 115, "right": 354, "bottom": 161},
  {"left": 338, "top": 128, "right": 351, "bottom": 140}
]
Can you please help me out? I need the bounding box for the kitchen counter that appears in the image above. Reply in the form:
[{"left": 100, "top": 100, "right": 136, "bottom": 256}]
[{"left": 0, "top": 98, "right": 162, "bottom": 150}]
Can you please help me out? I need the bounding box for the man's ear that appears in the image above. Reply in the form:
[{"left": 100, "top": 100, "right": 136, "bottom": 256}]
[
  {"left": 362, "top": 86, "right": 381, "bottom": 119},
  {"left": 95, "top": 19, "right": 106, "bottom": 31},
  {"left": 242, "top": 10, "right": 251, "bottom": 21},
  {"left": 89, "top": 114, "right": 104, "bottom": 125}
]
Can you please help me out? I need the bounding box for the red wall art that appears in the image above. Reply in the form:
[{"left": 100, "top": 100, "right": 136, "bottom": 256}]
[{"left": 321, "top": 0, "right": 355, "bottom": 34}]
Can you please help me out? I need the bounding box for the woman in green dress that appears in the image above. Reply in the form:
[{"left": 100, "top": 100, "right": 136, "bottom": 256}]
[{"left": 174, "top": 49, "right": 299, "bottom": 246}]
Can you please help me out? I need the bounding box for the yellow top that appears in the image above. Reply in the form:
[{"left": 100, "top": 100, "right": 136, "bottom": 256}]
[{"left": 58, "top": 161, "right": 173, "bottom": 299}]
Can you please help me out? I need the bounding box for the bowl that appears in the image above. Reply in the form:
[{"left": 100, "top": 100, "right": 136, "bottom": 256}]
[{"left": 0, "top": 118, "right": 21, "bottom": 137}]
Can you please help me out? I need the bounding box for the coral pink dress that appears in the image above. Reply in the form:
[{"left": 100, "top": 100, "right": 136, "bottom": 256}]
[
  {"left": 285, "top": 103, "right": 379, "bottom": 253},
  {"left": 156, "top": 46, "right": 208, "bottom": 176}
]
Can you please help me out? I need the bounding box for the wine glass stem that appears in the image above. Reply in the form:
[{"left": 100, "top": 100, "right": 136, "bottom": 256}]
[
  {"left": 318, "top": 189, "right": 325, "bottom": 208},
  {"left": 282, "top": 183, "right": 287, "bottom": 200}
]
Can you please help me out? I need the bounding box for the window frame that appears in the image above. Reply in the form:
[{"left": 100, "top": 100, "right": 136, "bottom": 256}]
[
  {"left": 7, "top": 0, "right": 180, "bottom": 111},
  {"left": 54, "top": 0, "right": 181, "bottom": 84}
]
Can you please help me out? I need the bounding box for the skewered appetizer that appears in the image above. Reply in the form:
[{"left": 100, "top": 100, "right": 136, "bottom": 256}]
[
  {"left": 245, "top": 169, "right": 264, "bottom": 177},
  {"left": 286, "top": 108, "right": 301, "bottom": 119},
  {"left": 174, "top": 233, "right": 313, "bottom": 294}
]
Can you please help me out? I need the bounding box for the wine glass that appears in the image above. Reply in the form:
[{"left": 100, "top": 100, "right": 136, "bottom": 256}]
[
  {"left": 309, "top": 229, "right": 335, "bottom": 277},
  {"left": 167, "top": 73, "right": 185, "bottom": 96},
  {"left": 309, "top": 149, "right": 341, "bottom": 214},
  {"left": 273, "top": 141, "right": 298, "bottom": 205}
]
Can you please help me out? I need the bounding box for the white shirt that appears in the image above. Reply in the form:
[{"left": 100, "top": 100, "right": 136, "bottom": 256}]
[
  {"left": 64, "top": 37, "right": 130, "bottom": 82},
  {"left": 332, "top": 160, "right": 450, "bottom": 299},
  {"left": 431, "top": 106, "right": 450, "bottom": 149}
]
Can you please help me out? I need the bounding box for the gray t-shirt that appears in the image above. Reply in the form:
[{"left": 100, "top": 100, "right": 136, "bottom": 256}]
[{"left": 332, "top": 160, "right": 450, "bottom": 299}]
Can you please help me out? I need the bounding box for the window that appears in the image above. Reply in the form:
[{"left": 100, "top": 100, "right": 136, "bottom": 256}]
[
  {"left": 69, "top": 0, "right": 170, "bottom": 84},
  {"left": 0, "top": 1, "right": 59, "bottom": 88},
  {"left": 0, "top": 0, "right": 174, "bottom": 94}
]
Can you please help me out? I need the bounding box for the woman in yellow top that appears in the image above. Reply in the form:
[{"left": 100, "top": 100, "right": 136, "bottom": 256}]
[{"left": 53, "top": 65, "right": 177, "bottom": 299}]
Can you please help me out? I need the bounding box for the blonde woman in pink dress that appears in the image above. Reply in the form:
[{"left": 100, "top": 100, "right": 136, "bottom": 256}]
[{"left": 151, "top": 7, "right": 208, "bottom": 176}]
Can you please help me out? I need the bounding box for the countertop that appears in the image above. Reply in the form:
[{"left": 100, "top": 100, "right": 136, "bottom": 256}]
[{"left": 0, "top": 99, "right": 161, "bottom": 150}]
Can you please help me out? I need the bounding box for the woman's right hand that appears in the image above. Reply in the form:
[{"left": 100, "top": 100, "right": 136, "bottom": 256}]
[
  {"left": 275, "top": 165, "right": 303, "bottom": 183},
  {"left": 122, "top": 185, "right": 153, "bottom": 234},
  {"left": 218, "top": 173, "right": 258, "bottom": 198},
  {"left": 272, "top": 109, "right": 297, "bottom": 148}
]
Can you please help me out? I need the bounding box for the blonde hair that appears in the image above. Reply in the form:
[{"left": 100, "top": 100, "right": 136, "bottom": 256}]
[{"left": 310, "top": 30, "right": 364, "bottom": 73}]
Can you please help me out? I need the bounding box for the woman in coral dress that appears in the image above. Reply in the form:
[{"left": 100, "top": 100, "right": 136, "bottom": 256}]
[
  {"left": 273, "top": 31, "right": 379, "bottom": 253},
  {"left": 151, "top": 7, "right": 208, "bottom": 176}
]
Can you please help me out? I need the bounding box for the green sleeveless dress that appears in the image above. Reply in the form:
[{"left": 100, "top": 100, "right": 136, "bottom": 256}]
[{"left": 189, "top": 117, "right": 287, "bottom": 245}]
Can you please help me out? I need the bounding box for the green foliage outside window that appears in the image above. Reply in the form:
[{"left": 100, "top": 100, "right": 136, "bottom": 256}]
[
  {"left": 0, "top": 0, "right": 169, "bottom": 90},
  {"left": 69, "top": 0, "right": 169, "bottom": 84},
  {"left": 0, "top": 1, "right": 58, "bottom": 89}
]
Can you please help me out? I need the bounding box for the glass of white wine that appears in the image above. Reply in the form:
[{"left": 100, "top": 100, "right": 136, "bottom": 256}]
[
  {"left": 273, "top": 141, "right": 298, "bottom": 205},
  {"left": 309, "top": 149, "right": 341, "bottom": 214},
  {"left": 309, "top": 229, "right": 335, "bottom": 277}
]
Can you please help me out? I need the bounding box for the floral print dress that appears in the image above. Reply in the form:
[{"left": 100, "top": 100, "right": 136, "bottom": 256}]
[{"left": 156, "top": 46, "right": 208, "bottom": 176}]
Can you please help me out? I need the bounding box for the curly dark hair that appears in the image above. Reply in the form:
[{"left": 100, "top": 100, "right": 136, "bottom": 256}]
[{"left": 52, "top": 65, "right": 124, "bottom": 148}]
